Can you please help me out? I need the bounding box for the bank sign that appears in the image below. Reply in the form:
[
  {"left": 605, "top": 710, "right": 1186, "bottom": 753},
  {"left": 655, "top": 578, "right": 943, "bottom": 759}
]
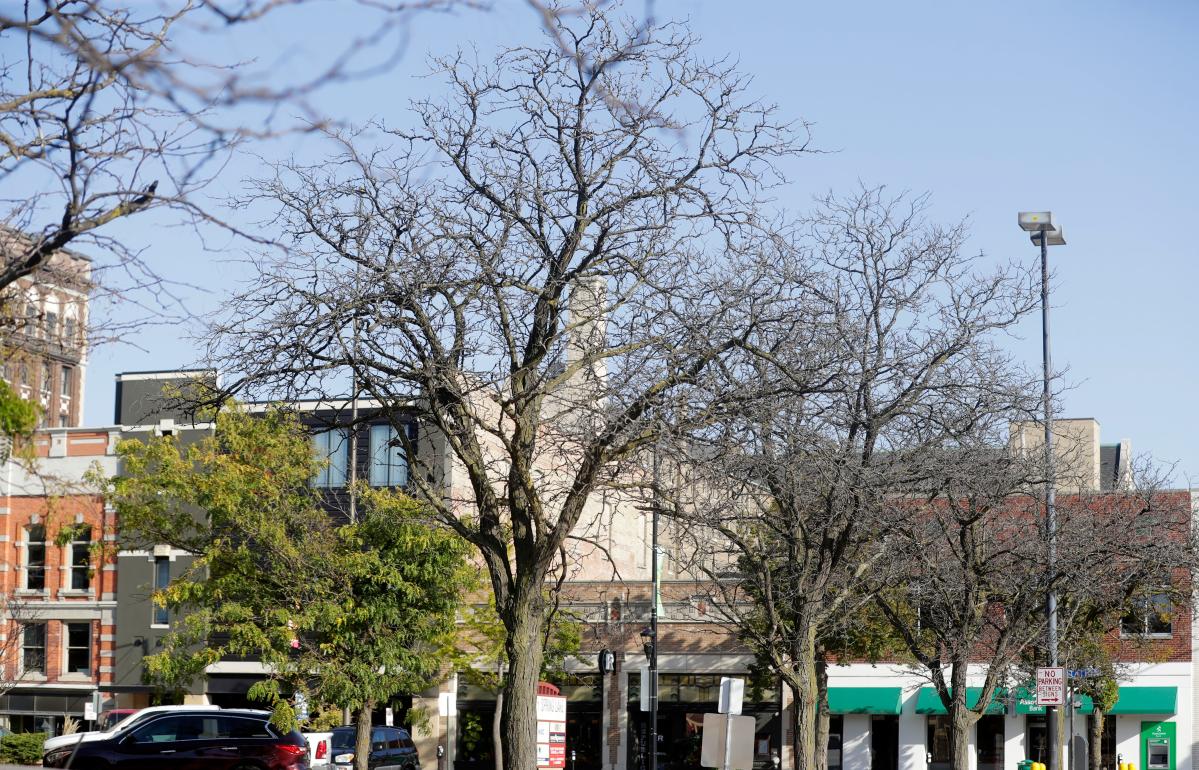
[{"left": 1036, "top": 667, "right": 1065, "bottom": 707}]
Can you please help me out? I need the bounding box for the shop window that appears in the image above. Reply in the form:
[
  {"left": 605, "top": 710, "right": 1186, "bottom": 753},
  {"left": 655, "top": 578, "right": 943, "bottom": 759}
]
[
  {"left": 368, "top": 424, "right": 412, "bottom": 487},
  {"left": 25, "top": 525, "right": 46, "bottom": 590},
  {"left": 312, "top": 428, "right": 349, "bottom": 488},
  {"left": 69, "top": 526, "right": 93, "bottom": 590},
  {"left": 927, "top": 715, "right": 952, "bottom": 770},
  {"left": 22, "top": 623, "right": 46, "bottom": 674},
  {"left": 152, "top": 555, "right": 170, "bottom": 626},
  {"left": 1121, "top": 594, "right": 1173, "bottom": 637},
  {"left": 65, "top": 622, "right": 91, "bottom": 674}
]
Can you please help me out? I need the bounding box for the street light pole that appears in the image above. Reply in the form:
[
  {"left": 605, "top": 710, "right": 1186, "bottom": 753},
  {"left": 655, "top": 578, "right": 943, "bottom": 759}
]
[
  {"left": 649, "top": 444, "right": 660, "bottom": 770},
  {"left": 1019, "top": 212, "right": 1065, "bottom": 770}
]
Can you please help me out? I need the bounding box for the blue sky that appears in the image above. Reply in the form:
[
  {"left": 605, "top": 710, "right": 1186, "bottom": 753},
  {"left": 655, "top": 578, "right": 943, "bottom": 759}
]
[{"left": 67, "top": 1, "right": 1199, "bottom": 481}]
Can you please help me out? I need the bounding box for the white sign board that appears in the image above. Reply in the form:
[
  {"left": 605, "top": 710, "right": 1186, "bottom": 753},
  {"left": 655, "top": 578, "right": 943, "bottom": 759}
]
[
  {"left": 640, "top": 666, "right": 652, "bottom": 712},
  {"left": 1036, "top": 667, "right": 1066, "bottom": 706},
  {"left": 83, "top": 702, "right": 96, "bottom": 721},
  {"left": 385, "top": 707, "right": 394, "bottom": 726},
  {"left": 535, "top": 695, "right": 567, "bottom": 769},
  {"left": 699, "top": 713, "right": 756, "bottom": 769},
  {"left": 718, "top": 677, "right": 745, "bottom": 715},
  {"left": 438, "top": 692, "right": 457, "bottom": 717}
]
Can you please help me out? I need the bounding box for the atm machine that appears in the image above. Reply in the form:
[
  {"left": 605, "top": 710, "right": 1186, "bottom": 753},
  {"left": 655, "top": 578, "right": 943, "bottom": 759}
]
[{"left": 1146, "top": 737, "right": 1170, "bottom": 770}]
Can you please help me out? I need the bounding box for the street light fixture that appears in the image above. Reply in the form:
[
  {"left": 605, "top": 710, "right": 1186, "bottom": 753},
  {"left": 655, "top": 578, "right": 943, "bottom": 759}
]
[{"left": 1018, "top": 210, "right": 1066, "bottom": 770}]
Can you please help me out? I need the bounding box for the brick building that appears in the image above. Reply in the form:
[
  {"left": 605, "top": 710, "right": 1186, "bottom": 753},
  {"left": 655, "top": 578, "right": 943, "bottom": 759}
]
[
  {"left": 0, "top": 229, "right": 91, "bottom": 428},
  {"left": 0, "top": 428, "right": 120, "bottom": 734}
]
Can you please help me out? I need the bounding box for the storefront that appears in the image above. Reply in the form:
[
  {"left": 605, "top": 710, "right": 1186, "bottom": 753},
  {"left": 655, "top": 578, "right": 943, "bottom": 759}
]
[
  {"left": 827, "top": 687, "right": 903, "bottom": 770},
  {"left": 626, "top": 674, "right": 781, "bottom": 770},
  {"left": 455, "top": 674, "right": 603, "bottom": 770}
]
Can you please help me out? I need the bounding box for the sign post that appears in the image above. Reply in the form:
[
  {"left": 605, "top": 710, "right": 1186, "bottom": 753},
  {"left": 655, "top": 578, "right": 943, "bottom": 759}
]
[{"left": 1036, "top": 667, "right": 1066, "bottom": 707}]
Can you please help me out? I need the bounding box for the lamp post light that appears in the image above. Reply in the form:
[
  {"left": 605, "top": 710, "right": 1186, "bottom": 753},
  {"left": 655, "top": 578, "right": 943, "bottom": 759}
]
[{"left": 1018, "top": 211, "right": 1066, "bottom": 770}]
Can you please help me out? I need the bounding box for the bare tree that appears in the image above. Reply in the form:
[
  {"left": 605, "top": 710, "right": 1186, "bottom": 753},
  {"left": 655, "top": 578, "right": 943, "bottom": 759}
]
[
  {"left": 206, "top": 7, "right": 804, "bottom": 768},
  {"left": 1, "top": 0, "right": 484, "bottom": 337},
  {"left": 675, "top": 187, "right": 1042, "bottom": 770}
]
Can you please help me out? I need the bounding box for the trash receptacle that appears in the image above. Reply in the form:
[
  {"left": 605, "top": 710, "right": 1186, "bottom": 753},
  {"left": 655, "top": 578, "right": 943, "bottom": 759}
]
[{"left": 1017, "top": 760, "right": 1035, "bottom": 770}]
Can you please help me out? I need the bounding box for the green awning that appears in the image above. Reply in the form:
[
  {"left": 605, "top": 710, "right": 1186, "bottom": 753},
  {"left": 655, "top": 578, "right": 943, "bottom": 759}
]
[
  {"left": 827, "top": 687, "right": 903, "bottom": 715},
  {"left": 915, "top": 687, "right": 1005, "bottom": 715},
  {"left": 1078, "top": 687, "right": 1176, "bottom": 715}
]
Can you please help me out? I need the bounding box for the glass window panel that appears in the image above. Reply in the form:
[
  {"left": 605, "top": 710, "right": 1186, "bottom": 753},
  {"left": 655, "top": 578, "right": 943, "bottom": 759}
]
[
  {"left": 22, "top": 623, "right": 45, "bottom": 673},
  {"left": 153, "top": 556, "right": 170, "bottom": 625},
  {"left": 313, "top": 429, "right": 349, "bottom": 488},
  {"left": 66, "top": 622, "right": 90, "bottom": 674},
  {"left": 369, "top": 424, "right": 409, "bottom": 487},
  {"left": 26, "top": 526, "right": 45, "bottom": 590}
]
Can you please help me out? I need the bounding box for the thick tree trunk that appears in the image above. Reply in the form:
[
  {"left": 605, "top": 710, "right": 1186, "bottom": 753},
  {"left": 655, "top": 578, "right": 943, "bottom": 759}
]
[
  {"left": 948, "top": 700, "right": 977, "bottom": 770},
  {"left": 355, "top": 700, "right": 374, "bottom": 770},
  {"left": 499, "top": 587, "right": 547, "bottom": 770},
  {"left": 493, "top": 689, "right": 504, "bottom": 770},
  {"left": 1088, "top": 708, "right": 1104, "bottom": 770},
  {"left": 814, "top": 656, "right": 830, "bottom": 770},
  {"left": 787, "top": 625, "right": 820, "bottom": 770}
]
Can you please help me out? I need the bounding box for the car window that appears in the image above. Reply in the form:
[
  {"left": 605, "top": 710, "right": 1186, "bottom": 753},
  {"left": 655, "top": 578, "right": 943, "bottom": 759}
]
[
  {"left": 218, "top": 716, "right": 274, "bottom": 739},
  {"left": 399, "top": 729, "right": 414, "bottom": 749},
  {"left": 130, "top": 716, "right": 201, "bottom": 743},
  {"left": 386, "top": 728, "right": 401, "bottom": 750},
  {"left": 331, "top": 729, "right": 355, "bottom": 750}
]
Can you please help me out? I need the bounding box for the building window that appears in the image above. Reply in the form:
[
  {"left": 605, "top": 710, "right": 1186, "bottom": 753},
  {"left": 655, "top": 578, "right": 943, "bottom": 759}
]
[
  {"left": 368, "top": 424, "right": 412, "bottom": 487},
  {"left": 60, "top": 366, "right": 72, "bottom": 399},
  {"left": 312, "top": 428, "right": 349, "bottom": 488},
  {"left": 65, "top": 622, "right": 91, "bottom": 675},
  {"left": 152, "top": 556, "right": 170, "bottom": 626},
  {"left": 39, "top": 361, "right": 51, "bottom": 402},
  {"left": 24, "top": 305, "right": 38, "bottom": 337},
  {"left": 1121, "top": 594, "right": 1172, "bottom": 637},
  {"left": 22, "top": 623, "right": 45, "bottom": 674},
  {"left": 69, "top": 526, "right": 92, "bottom": 590},
  {"left": 25, "top": 525, "right": 46, "bottom": 591},
  {"left": 44, "top": 311, "right": 58, "bottom": 340},
  {"left": 18, "top": 362, "right": 28, "bottom": 387},
  {"left": 64, "top": 317, "right": 77, "bottom": 346}
]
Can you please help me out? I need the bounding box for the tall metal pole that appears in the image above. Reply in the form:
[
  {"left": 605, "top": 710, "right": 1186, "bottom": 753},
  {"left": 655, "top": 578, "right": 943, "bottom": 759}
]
[
  {"left": 649, "top": 445, "right": 660, "bottom": 770},
  {"left": 1040, "top": 231, "right": 1060, "bottom": 770}
]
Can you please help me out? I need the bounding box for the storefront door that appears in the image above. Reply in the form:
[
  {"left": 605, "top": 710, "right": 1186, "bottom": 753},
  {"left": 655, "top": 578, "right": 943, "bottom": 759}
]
[
  {"left": 977, "top": 716, "right": 1004, "bottom": 770},
  {"left": 871, "top": 716, "right": 898, "bottom": 770}
]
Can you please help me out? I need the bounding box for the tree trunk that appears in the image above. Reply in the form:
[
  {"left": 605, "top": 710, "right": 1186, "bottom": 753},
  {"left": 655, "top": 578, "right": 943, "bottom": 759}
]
[
  {"left": 787, "top": 625, "right": 820, "bottom": 770},
  {"left": 813, "top": 656, "right": 830, "bottom": 770},
  {"left": 493, "top": 689, "right": 504, "bottom": 770},
  {"left": 355, "top": 700, "right": 374, "bottom": 770},
  {"left": 1088, "top": 708, "right": 1104, "bottom": 770},
  {"left": 499, "top": 587, "right": 547, "bottom": 770},
  {"left": 949, "top": 699, "right": 977, "bottom": 770}
]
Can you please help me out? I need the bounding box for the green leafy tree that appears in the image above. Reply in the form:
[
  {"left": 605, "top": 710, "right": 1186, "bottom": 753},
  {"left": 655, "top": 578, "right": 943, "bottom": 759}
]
[{"left": 101, "top": 406, "right": 475, "bottom": 770}]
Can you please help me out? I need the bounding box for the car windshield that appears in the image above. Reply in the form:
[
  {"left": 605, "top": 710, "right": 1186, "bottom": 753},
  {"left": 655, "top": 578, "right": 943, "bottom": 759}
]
[
  {"left": 331, "top": 729, "right": 356, "bottom": 750},
  {"left": 105, "top": 711, "right": 147, "bottom": 734}
]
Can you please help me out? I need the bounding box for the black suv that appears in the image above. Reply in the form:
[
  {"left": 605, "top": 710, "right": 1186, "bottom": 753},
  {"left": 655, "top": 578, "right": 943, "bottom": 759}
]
[
  {"left": 330, "top": 726, "right": 419, "bottom": 770},
  {"left": 43, "top": 708, "right": 309, "bottom": 769}
]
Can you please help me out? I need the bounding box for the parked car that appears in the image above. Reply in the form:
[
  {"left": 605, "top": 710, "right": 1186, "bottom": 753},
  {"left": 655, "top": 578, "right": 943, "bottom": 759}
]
[
  {"left": 329, "top": 725, "right": 419, "bottom": 770},
  {"left": 305, "top": 730, "right": 333, "bottom": 768},
  {"left": 43, "top": 708, "right": 309, "bottom": 769},
  {"left": 43, "top": 704, "right": 223, "bottom": 755},
  {"left": 98, "top": 709, "right": 138, "bottom": 731}
]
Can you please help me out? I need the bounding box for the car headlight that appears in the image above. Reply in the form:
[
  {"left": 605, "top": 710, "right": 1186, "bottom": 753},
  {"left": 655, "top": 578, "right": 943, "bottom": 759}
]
[{"left": 334, "top": 753, "right": 355, "bottom": 763}]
